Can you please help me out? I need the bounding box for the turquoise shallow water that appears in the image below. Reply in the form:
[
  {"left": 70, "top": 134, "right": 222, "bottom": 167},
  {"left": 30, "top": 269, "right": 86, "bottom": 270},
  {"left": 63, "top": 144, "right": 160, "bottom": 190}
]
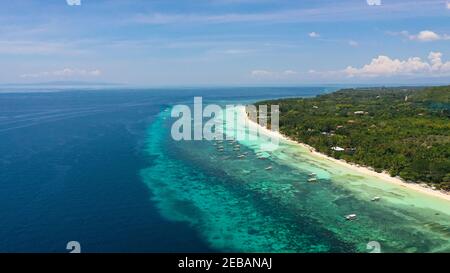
[{"left": 141, "top": 105, "right": 450, "bottom": 253}]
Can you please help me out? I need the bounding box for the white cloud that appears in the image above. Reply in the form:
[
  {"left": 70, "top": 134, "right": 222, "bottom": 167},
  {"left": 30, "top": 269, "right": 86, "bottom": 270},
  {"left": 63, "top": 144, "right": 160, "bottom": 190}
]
[
  {"left": 447, "top": 2, "right": 450, "bottom": 9},
  {"left": 250, "top": 69, "right": 297, "bottom": 78},
  {"left": 283, "top": 70, "right": 297, "bottom": 75},
  {"left": 348, "top": 40, "right": 359, "bottom": 47},
  {"left": 343, "top": 51, "right": 450, "bottom": 78},
  {"left": 0, "top": 41, "right": 76, "bottom": 55},
  {"left": 251, "top": 70, "right": 274, "bottom": 77},
  {"left": 133, "top": 1, "right": 440, "bottom": 25},
  {"left": 412, "top": 30, "right": 449, "bottom": 42},
  {"left": 221, "top": 49, "right": 251, "bottom": 55},
  {"left": 21, "top": 68, "right": 102, "bottom": 78},
  {"left": 308, "top": 32, "right": 320, "bottom": 38},
  {"left": 390, "top": 30, "right": 450, "bottom": 42}
]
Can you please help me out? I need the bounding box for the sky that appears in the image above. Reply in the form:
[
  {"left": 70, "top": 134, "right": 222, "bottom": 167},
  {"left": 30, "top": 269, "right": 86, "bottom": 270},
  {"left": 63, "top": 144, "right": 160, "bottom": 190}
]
[{"left": 1, "top": 0, "right": 450, "bottom": 86}]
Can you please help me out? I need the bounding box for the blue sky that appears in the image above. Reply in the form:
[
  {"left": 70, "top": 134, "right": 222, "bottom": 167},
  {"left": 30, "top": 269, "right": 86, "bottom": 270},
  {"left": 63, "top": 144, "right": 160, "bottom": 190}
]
[{"left": 1, "top": 0, "right": 450, "bottom": 85}]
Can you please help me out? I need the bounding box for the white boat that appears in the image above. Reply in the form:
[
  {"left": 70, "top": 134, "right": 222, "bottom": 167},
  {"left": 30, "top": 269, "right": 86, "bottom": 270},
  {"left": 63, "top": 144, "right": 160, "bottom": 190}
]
[
  {"left": 371, "top": 196, "right": 381, "bottom": 202},
  {"left": 307, "top": 178, "right": 317, "bottom": 182},
  {"left": 309, "top": 173, "right": 316, "bottom": 176},
  {"left": 237, "top": 154, "right": 246, "bottom": 158},
  {"left": 345, "top": 214, "right": 357, "bottom": 221},
  {"left": 265, "top": 166, "right": 273, "bottom": 170}
]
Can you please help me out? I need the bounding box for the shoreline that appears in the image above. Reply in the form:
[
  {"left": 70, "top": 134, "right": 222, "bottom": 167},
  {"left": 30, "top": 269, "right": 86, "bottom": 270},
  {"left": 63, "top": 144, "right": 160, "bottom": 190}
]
[{"left": 238, "top": 106, "right": 450, "bottom": 202}]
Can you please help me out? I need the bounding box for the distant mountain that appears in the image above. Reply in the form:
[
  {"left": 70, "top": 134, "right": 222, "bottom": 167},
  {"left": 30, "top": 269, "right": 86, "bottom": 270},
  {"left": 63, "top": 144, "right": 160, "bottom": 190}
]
[{"left": 0, "top": 81, "right": 125, "bottom": 87}]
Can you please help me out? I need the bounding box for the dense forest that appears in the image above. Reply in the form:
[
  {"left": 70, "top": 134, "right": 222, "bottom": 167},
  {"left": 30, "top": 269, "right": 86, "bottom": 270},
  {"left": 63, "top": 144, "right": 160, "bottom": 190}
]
[{"left": 255, "top": 86, "right": 450, "bottom": 190}]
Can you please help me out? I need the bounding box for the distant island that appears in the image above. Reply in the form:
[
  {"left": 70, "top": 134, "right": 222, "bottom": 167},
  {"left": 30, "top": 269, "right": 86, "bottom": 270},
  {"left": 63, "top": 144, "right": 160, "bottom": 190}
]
[{"left": 254, "top": 86, "right": 450, "bottom": 191}]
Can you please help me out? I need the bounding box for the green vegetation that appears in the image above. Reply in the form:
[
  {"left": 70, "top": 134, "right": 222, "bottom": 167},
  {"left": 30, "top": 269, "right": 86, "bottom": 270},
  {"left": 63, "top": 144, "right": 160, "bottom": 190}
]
[{"left": 256, "top": 86, "right": 450, "bottom": 190}]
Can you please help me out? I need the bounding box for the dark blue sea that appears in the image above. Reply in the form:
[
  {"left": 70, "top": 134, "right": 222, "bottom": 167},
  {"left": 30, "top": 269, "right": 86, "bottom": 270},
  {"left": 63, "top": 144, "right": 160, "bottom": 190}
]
[{"left": 0, "top": 87, "right": 328, "bottom": 253}]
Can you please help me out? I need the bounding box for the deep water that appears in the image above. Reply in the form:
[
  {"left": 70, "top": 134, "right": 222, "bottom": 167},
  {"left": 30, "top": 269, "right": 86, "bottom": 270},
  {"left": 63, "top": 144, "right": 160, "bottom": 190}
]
[{"left": 0, "top": 87, "right": 328, "bottom": 252}]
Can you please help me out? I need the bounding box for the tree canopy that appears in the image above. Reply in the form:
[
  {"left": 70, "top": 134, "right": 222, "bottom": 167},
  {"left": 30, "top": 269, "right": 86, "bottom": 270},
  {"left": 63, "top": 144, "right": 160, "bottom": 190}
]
[{"left": 256, "top": 86, "right": 450, "bottom": 190}]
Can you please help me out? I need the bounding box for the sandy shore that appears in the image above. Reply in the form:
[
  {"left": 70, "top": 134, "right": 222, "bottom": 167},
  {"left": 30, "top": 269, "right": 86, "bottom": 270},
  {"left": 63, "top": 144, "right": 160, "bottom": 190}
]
[{"left": 238, "top": 106, "right": 450, "bottom": 202}]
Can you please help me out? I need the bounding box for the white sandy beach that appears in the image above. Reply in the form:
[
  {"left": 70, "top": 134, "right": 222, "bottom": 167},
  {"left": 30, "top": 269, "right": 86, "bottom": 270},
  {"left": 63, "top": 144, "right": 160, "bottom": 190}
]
[{"left": 237, "top": 106, "right": 450, "bottom": 202}]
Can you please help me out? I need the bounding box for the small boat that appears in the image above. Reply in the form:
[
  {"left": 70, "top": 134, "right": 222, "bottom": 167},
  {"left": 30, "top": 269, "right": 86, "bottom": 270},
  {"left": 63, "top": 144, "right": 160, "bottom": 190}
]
[
  {"left": 309, "top": 173, "right": 317, "bottom": 176},
  {"left": 371, "top": 196, "right": 381, "bottom": 202},
  {"left": 237, "top": 154, "right": 246, "bottom": 159},
  {"left": 307, "top": 178, "right": 317, "bottom": 182},
  {"left": 345, "top": 214, "right": 357, "bottom": 221},
  {"left": 265, "top": 166, "right": 273, "bottom": 171}
]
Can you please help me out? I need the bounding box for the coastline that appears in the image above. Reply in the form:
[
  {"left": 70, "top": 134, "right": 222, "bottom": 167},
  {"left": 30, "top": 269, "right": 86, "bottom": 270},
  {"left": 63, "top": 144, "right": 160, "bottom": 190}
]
[{"left": 238, "top": 106, "right": 450, "bottom": 202}]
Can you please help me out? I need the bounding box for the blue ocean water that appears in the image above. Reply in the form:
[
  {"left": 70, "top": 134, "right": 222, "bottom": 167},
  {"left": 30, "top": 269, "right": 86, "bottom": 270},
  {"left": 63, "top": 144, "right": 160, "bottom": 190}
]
[
  {"left": 141, "top": 102, "right": 450, "bottom": 253},
  {"left": 0, "top": 87, "right": 328, "bottom": 252}
]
